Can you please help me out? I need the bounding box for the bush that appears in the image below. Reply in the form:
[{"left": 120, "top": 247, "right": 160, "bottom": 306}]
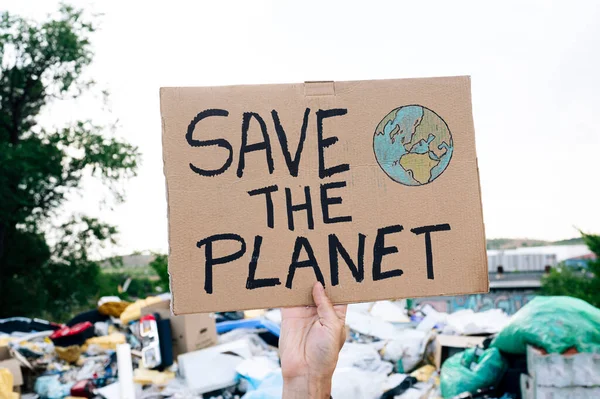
[
  {"left": 541, "top": 231, "right": 600, "bottom": 308},
  {"left": 149, "top": 254, "right": 170, "bottom": 292}
]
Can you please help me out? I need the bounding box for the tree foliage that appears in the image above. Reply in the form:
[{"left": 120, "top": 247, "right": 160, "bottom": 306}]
[
  {"left": 149, "top": 254, "right": 169, "bottom": 293},
  {"left": 541, "top": 232, "right": 600, "bottom": 308},
  {"left": 0, "top": 5, "right": 139, "bottom": 319}
]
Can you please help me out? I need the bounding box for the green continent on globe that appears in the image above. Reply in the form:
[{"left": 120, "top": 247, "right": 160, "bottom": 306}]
[
  {"left": 408, "top": 108, "right": 451, "bottom": 158},
  {"left": 399, "top": 153, "right": 440, "bottom": 184}
]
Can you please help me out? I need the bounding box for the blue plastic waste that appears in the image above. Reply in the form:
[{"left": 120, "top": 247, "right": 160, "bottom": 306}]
[
  {"left": 34, "top": 375, "right": 74, "bottom": 399},
  {"left": 216, "top": 318, "right": 280, "bottom": 336},
  {"left": 241, "top": 371, "right": 283, "bottom": 399}
]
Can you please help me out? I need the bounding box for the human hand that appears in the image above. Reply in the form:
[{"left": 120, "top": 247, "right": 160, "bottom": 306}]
[{"left": 279, "top": 282, "right": 347, "bottom": 399}]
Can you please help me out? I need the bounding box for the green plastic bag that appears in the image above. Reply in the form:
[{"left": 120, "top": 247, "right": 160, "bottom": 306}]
[
  {"left": 440, "top": 347, "right": 507, "bottom": 398},
  {"left": 491, "top": 296, "right": 600, "bottom": 354}
]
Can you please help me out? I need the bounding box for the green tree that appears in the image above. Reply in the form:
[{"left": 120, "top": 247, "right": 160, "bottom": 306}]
[
  {"left": 541, "top": 232, "right": 600, "bottom": 308},
  {"left": 149, "top": 254, "right": 169, "bottom": 292},
  {"left": 0, "top": 5, "right": 139, "bottom": 319}
]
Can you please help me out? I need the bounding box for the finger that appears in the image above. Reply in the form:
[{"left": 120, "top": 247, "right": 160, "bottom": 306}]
[
  {"left": 333, "top": 304, "right": 348, "bottom": 320},
  {"left": 312, "top": 282, "right": 339, "bottom": 325}
]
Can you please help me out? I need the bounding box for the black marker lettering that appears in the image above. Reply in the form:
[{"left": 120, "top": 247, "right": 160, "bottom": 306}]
[
  {"left": 248, "top": 185, "right": 279, "bottom": 228},
  {"left": 285, "top": 186, "right": 314, "bottom": 231},
  {"left": 410, "top": 223, "right": 451, "bottom": 280},
  {"left": 197, "top": 233, "right": 246, "bottom": 294},
  {"left": 373, "top": 225, "right": 404, "bottom": 281},
  {"left": 329, "top": 233, "right": 365, "bottom": 286},
  {"left": 285, "top": 236, "right": 324, "bottom": 289},
  {"left": 237, "top": 112, "right": 274, "bottom": 178},
  {"left": 316, "top": 108, "right": 349, "bottom": 179},
  {"left": 320, "top": 181, "right": 352, "bottom": 224},
  {"left": 272, "top": 108, "right": 310, "bottom": 177},
  {"left": 186, "top": 109, "right": 232, "bottom": 177},
  {"left": 246, "top": 235, "right": 282, "bottom": 290}
]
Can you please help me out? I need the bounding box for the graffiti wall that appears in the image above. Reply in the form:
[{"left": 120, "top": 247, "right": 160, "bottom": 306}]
[{"left": 414, "top": 291, "right": 536, "bottom": 314}]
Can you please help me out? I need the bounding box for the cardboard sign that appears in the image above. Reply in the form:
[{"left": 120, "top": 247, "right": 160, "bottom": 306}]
[{"left": 161, "top": 76, "right": 488, "bottom": 314}]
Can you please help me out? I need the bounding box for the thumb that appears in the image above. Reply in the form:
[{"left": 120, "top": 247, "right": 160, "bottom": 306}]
[{"left": 313, "top": 282, "right": 339, "bottom": 326}]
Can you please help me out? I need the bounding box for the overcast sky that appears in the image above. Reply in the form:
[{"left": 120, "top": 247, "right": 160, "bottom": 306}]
[{"left": 4, "top": 0, "right": 600, "bottom": 256}]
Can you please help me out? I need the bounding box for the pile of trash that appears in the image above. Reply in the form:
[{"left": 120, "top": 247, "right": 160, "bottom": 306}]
[
  {"left": 1, "top": 294, "right": 599, "bottom": 399},
  {"left": 438, "top": 296, "right": 600, "bottom": 399}
]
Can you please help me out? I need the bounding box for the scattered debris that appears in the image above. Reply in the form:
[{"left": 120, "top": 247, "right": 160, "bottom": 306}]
[{"left": 1, "top": 295, "right": 599, "bottom": 398}]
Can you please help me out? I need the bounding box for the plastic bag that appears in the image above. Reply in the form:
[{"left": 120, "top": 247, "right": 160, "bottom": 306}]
[
  {"left": 491, "top": 296, "right": 600, "bottom": 354},
  {"left": 331, "top": 368, "right": 387, "bottom": 399},
  {"left": 440, "top": 347, "right": 507, "bottom": 398},
  {"left": 242, "top": 371, "right": 283, "bottom": 399},
  {"left": 443, "top": 308, "right": 510, "bottom": 335},
  {"left": 242, "top": 358, "right": 390, "bottom": 399},
  {"left": 34, "top": 375, "right": 74, "bottom": 399},
  {"left": 337, "top": 342, "right": 394, "bottom": 374},
  {"left": 236, "top": 356, "right": 281, "bottom": 390},
  {"left": 381, "top": 329, "right": 434, "bottom": 372}
]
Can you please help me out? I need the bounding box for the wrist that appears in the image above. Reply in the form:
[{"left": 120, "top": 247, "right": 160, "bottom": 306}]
[{"left": 283, "top": 375, "right": 332, "bottom": 399}]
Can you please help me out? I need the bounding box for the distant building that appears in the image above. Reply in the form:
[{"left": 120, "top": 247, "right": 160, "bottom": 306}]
[
  {"left": 414, "top": 245, "right": 596, "bottom": 314},
  {"left": 563, "top": 253, "right": 597, "bottom": 269},
  {"left": 120, "top": 253, "right": 156, "bottom": 268},
  {"left": 100, "top": 252, "right": 156, "bottom": 269},
  {"left": 487, "top": 244, "right": 592, "bottom": 273}
]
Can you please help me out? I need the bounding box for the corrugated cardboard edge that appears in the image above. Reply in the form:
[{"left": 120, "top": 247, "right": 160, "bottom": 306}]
[
  {"left": 466, "top": 76, "right": 490, "bottom": 293},
  {"left": 159, "top": 87, "right": 176, "bottom": 316},
  {"left": 304, "top": 81, "right": 335, "bottom": 96},
  {"left": 170, "top": 288, "right": 492, "bottom": 315},
  {"left": 159, "top": 76, "right": 471, "bottom": 95}
]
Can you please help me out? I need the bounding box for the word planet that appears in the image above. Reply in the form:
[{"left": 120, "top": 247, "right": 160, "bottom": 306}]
[{"left": 373, "top": 105, "right": 453, "bottom": 186}]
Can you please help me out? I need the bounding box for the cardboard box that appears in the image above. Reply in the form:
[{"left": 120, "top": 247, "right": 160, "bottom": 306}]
[
  {"left": 0, "top": 345, "right": 9, "bottom": 361},
  {"left": 0, "top": 359, "right": 23, "bottom": 387},
  {"left": 141, "top": 300, "right": 217, "bottom": 358},
  {"left": 434, "top": 334, "right": 487, "bottom": 369},
  {"left": 0, "top": 347, "right": 23, "bottom": 387},
  {"left": 161, "top": 76, "right": 488, "bottom": 314}
]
